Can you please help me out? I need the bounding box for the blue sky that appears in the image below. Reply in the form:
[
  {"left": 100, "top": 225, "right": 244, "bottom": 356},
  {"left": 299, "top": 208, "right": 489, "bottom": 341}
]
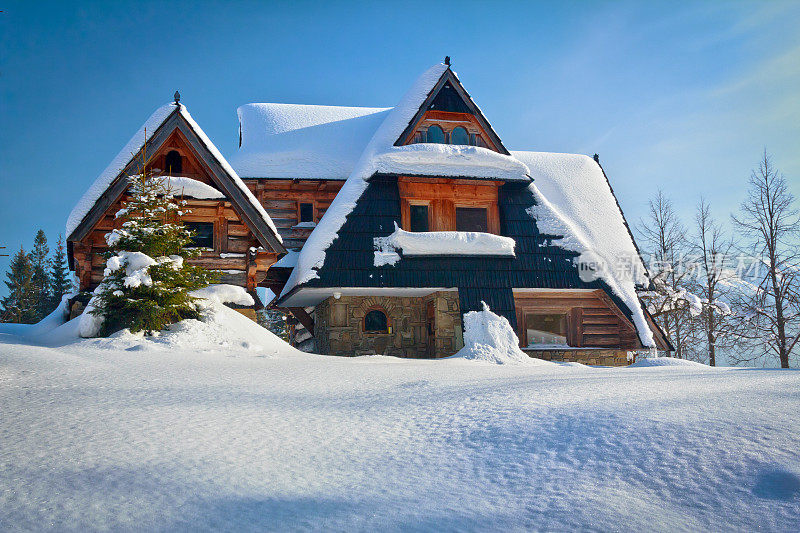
[{"left": 1, "top": 0, "right": 799, "bottom": 293}]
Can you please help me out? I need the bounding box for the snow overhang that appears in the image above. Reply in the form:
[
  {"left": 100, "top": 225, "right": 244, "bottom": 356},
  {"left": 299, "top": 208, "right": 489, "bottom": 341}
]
[{"left": 277, "top": 286, "right": 456, "bottom": 308}]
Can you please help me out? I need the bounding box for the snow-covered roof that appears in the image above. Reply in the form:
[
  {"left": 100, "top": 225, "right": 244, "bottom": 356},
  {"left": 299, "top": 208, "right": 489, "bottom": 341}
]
[
  {"left": 274, "top": 64, "right": 654, "bottom": 345},
  {"left": 511, "top": 151, "right": 653, "bottom": 346},
  {"left": 232, "top": 103, "right": 390, "bottom": 179},
  {"left": 66, "top": 103, "right": 175, "bottom": 238},
  {"left": 371, "top": 144, "right": 529, "bottom": 181},
  {"left": 154, "top": 176, "right": 225, "bottom": 200},
  {"left": 280, "top": 63, "right": 450, "bottom": 297},
  {"left": 66, "top": 103, "right": 282, "bottom": 246}
]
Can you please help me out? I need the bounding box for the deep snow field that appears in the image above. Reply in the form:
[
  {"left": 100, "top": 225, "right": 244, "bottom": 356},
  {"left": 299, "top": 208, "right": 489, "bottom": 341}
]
[{"left": 1, "top": 304, "right": 799, "bottom": 532}]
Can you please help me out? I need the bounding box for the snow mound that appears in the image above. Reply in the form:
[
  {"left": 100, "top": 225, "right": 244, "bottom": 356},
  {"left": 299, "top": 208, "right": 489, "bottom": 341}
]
[
  {"left": 141, "top": 299, "right": 289, "bottom": 355},
  {"left": 628, "top": 357, "right": 712, "bottom": 369},
  {"left": 451, "top": 303, "right": 542, "bottom": 365},
  {"left": 191, "top": 284, "right": 254, "bottom": 306},
  {"left": 43, "top": 288, "right": 296, "bottom": 357},
  {"left": 0, "top": 295, "right": 72, "bottom": 339}
]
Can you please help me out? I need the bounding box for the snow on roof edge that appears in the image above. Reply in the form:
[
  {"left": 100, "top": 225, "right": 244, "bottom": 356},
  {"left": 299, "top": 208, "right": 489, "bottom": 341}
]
[
  {"left": 513, "top": 150, "right": 654, "bottom": 347},
  {"left": 178, "top": 105, "right": 282, "bottom": 244},
  {"left": 66, "top": 103, "right": 178, "bottom": 237},
  {"left": 66, "top": 102, "right": 282, "bottom": 247},
  {"left": 279, "top": 62, "right": 450, "bottom": 298}
]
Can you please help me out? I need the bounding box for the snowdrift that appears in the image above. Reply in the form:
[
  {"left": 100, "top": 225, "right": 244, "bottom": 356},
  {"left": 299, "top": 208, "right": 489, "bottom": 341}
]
[
  {"left": 16, "top": 285, "right": 299, "bottom": 357},
  {"left": 628, "top": 357, "right": 712, "bottom": 369}
]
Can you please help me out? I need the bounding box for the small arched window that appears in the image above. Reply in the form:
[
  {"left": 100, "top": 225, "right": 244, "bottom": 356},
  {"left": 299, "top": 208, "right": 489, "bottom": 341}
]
[
  {"left": 426, "top": 125, "right": 445, "bottom": 144},
  {"left": 450, "top": 126, "right": 469, "bottom": 145},
  {"left": 364, "top": 309, "right": 389, "bottom": 333},
  {"left": 165, "top": 150, "right": 182, "bottom": 175}
]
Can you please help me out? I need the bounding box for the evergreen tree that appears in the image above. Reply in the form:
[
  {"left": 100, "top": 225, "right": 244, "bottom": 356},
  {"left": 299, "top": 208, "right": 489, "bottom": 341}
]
[
  {"left": 48, "top": 234, "right": 71, "bottom": 309},
  {"left": 29, "top": 229, "right": 51, "bottom": 320},
  {"left": 1, "top": 247, "right": 37, "bottom": 323},
  {"left": 258, "top": 307, "right": 289, "bottom": 341},
  {"left": 89, "top": 170, "right": 216, "bottom": 336}
]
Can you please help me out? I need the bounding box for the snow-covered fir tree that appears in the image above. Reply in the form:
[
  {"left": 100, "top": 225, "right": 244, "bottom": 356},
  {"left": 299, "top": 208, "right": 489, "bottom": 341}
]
[
  {"left": 88, "top": 171, "right": 216, "bottom": 336},
  {"left": 48, "top": 234, "right": 72, "bottom": 310},
  {"left": 1, "top": 246, "right": 37, "bottom": 323}
]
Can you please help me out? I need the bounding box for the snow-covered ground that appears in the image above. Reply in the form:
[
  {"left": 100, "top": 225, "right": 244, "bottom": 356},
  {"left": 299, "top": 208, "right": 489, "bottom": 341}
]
[{"left": 1, "top": 307, "right": 799, "bottom": 531}]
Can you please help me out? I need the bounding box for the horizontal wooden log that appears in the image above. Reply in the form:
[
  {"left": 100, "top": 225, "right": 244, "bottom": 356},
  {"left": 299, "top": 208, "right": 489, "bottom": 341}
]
[
  {"left": 226, "top": 239, "right": 253, "bottom": 253},
  {"left": 260, "top": 200, "right": 297, "bottom": 210},
  {"left": 226, "top": 223, "right": 250, "bottom": 237},
  {"left": 189, "top": 257, "right": 247, "bottom": 269},
  {"left": 582, "top": 324, "right": 621, "bottom": 335},
  {"left": 217, "top": 271, "right": 247, "bottom": 286}
]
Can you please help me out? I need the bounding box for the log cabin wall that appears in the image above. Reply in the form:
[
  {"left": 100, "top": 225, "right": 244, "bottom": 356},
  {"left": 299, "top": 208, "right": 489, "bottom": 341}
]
[
  {"left": 512, "top": 289, "right": 640, "bottom": 349},
  {"left": 242, "top": 179, "right": 344, "bottom": 250}
]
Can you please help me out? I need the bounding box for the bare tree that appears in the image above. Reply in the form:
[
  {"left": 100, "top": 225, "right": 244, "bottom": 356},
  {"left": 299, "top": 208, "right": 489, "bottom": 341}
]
[
  {"left": 637, "top": 190, "right": 694, "bottom": 358},
  {"left": 732, "top": 151, "right": 800, "bottom": 368},
  {"left": 689, "top": 198, "right": 739, "bottom": 366}
]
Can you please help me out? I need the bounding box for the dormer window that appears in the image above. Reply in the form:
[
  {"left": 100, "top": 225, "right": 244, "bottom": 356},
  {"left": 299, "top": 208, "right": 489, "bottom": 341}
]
[
  {"left": 426, "top": 125, "right": 445, "bottom": 144},
  {"left": 456, "top": 207, "right": 489, "bottom": 232},
  {"left": 450, "top": 126, "right": 469, "bottom": 146},
  {"left": 165, "top": 150, "right": 182, "bottom": 175}
]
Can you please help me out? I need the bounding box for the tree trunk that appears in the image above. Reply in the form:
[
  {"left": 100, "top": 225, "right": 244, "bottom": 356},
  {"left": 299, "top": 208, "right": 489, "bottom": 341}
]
[
  {"left": 769, "top": 257, "right": 790, "bottom": 368},
  {"left": 707, "top": 331, "right": 716, "bottom": 366}
]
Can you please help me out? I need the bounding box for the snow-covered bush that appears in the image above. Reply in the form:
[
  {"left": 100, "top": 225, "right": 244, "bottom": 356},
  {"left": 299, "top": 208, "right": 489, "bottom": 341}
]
[{"left": 85, "top": 173, "right": 216, "bottom": 336}]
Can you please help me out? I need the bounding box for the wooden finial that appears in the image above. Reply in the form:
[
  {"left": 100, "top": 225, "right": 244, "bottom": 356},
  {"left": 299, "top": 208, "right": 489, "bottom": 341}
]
[
  {"left": 174, "top": 90, "right": 181, "bottom": 104},
  {"left": 444, "top": 56, "right": 450, "bottom": 66}
]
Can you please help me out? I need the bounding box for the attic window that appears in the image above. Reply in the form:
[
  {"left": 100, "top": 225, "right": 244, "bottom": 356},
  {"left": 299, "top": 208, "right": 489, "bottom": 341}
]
[
  {"left": 299, "top": 203, "right": 314, "bottom": 223},
  {"left": 451, "top": 127, "right": 469, "bottom": 146},
  {"left": 165, "top": 150, "right": 182, "bottom": 175},
  {"left": 426, "top": 125, "right": 445, "bottom": 144}
]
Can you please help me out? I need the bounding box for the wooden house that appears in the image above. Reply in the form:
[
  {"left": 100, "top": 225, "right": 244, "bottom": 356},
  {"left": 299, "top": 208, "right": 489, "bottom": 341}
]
[
  {"left": 66, "top": 100, "right": 286, "bottom": 316},
  {"left": 67, "top": 61, "right": 671, "bottom": 363}
]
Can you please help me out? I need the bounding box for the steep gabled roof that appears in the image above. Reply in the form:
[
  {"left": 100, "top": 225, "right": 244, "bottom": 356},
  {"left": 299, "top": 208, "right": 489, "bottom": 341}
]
[
  {"left": 66, "top": 103, "right": 285, "bottom": 254},
  {"left": 278, "top": 63, "right": 530, "bottom": 299},
  {"left": 393, "top": 67, "right": 510, "bottom": 155}
]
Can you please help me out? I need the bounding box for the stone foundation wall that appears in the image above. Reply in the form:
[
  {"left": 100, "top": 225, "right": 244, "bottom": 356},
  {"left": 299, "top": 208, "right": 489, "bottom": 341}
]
[
  {"left": 314, "top": 292, "right": 462, "bottom": 358},
  {"left": 525, "top": 349, "right": 631, "bottom": 367}
]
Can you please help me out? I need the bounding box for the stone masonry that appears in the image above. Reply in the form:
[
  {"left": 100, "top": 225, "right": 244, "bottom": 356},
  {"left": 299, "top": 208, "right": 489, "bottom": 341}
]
[
  {"left": 524, "top": 348, "right": 632, "bottom": 366},
  {"left": 314, "top": 292, "right": 463, "bottom": 358}
]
